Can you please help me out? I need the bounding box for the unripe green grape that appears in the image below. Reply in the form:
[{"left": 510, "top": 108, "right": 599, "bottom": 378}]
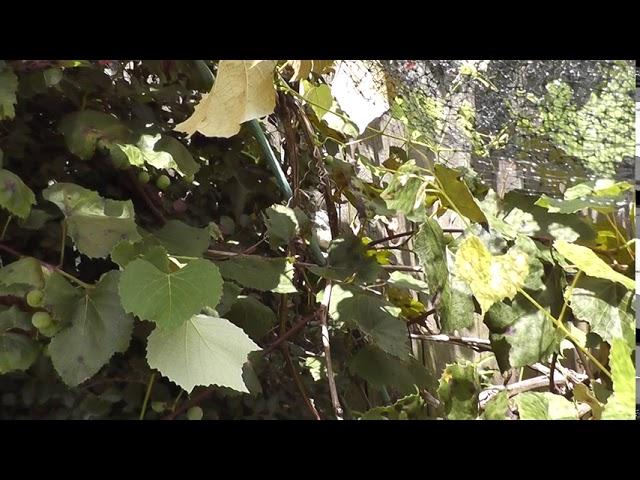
[
  {"left": 26, "top": 289, "right": 44, "bottom": 308},
  {"left": 156, "top": 174, "right": 171, "bottom": 190},
  {"left": 38, "top": 323, "right": 59, "bottom": 338},
  {"left": 31, "top": 311, "right": 52, "bottom": 330},
  {"left": 186, "top": 406, "right": 203, "bottom": 420},
  {"left": 138, "top": 171, "right": 150, "bottom": 184},
  {"left": 151, "top": 401, "right": 166, "bottom": 413},
  {"left": 184, "top": 174, "right": 195, "bottom": 184}
]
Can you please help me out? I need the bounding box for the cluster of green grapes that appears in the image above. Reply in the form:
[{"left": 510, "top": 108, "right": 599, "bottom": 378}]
[{"left": 25, "top": 290, "right": 60, "bottom": 338}]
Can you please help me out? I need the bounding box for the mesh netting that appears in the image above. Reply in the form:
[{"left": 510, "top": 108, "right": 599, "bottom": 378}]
[{"left": 342, "top": 60, "right": 636, "bottom": 197}]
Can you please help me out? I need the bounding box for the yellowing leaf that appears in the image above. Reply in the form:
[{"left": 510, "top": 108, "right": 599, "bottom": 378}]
[
  {"left": 455, "top": 235, "right": 529, "bottom": 314},
  {"left": 175, "top": 60, "right": 277, "bottom": 139},
  {"left": 553, "top": 240, "right": 635, "bottom": 290}
]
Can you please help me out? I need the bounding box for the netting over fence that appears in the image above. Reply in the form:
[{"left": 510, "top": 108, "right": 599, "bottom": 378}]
[{"left": 341, "top": 60, "right": 635, "bottom": 197}]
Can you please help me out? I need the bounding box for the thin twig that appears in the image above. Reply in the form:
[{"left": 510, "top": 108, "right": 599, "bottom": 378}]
[
  {"left": 262, "top": 311, "right": 319, "bottom": 356},
  {"left": 319, "top": 281, "right": 343, "bottom": 419},
  {"left": 410, "top": 333, "right": 492, "bottom": 352},
  {"left": 549, "top": 353, "right": 558, "bottom": 394},
  {"left": 366, "top": 230, "right": 417, "bottom": 248}
]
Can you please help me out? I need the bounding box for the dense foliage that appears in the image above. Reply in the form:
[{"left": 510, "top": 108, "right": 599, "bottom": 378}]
[{"left": 0, "top": 59, "right": 635, "bottom": 420}]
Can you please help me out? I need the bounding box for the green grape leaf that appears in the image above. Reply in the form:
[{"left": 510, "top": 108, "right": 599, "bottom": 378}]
[
  {"left": 43, "top": 183, "right": 141, "bottom": 259},
  {"left": 146, "top": 314, "right": 261, "bottom": 393},
  {"left": 381, "top": 161, "right": 431, "bottom": 222},
  {"left": 154, "top": 219, "right": 211, "bottom": 257},
  {"left": 413, "top": 218, "right": 448, "bottom": 291},
  {"left": 48, "top": 271, "right": 134, "bottom": 387},
  {"left": 119, "top": 258, "right": 223, "bottom": 331},
  {"left": 602, "top": 339, "right": 635, "bottom": 419},
  {"left": 17, "top": 208, "right": 54, "bottom": 230},
  {"left": 485, "top": 294, "right": 557, "bottom": 371},
  {"left": 500, "top": 191, "right": 595, "bottom": 243},
  {"left": 43, "top": 272, "right": 81, "bottom": 326},
  {"left": 264, "top": 204, "right": 305, "bottom": 248},
  {"left": 0, "top": 64, "right": 18, "bottom": 120},
  {"left": 115, "top": 134, "right": 178, "bottom": 173},
  {"left": 455, "top": 234, "right": 529, "bottom": 315},
  {"left": 0, "top": 332, "right": 39, "bottom": 374},
  {"left": 58, "top": 110, "right": 132, "bottom": 160},
  {"left": 0, "top": 305, "right": 39, "bottom": 374},
  {"left": 482, "top": 391, "right": 510, "bottom": 420},
  {"left": 215, "top": 256, "right": 297, "bottom": 294},
  {"left": 569, "top": 277, "right": 634, "bottom": 349},
  {"left": 387, "top": 271, "right": 430, "bottom": 293},
  {"left": 110, "top": 237, "right": 169, "bottom": 271},
  {"left": 434, "top": 164, "right": 487, "bottom": 224},
  {"left": 309, "top": 233, "right": 382, "bottom": 284},
  {"left": 0, "top": 168, "right": 36, "bottom": 219},
  {"left": 216, "top": 282, "right": 242, "bottom": 316},
  {"left": 0, "top": 257, "right": 47, "bottom": 289},
  {"left": 349, "top": 345, "right": 429, "bottom": 394},
  {"left": 554, "top": 240, "right": 634, "bottom": 290},
  {"left": 437, "top": 362, "right": 481, "bottom": 420},
  {"left": 414, "top": 219, "right": 475, "bottom": 331},
  {"left": 154, "top": 135, "right": 200, "bottom": 177},
  {"left": 225, "top": 295, "right": 277, "bottom": 341},
  {"left": 326, "top": 284, "right": 409, "bottom": 359},
  {"left": 515, "top": 392, "right": 578, "bottom": 420}
]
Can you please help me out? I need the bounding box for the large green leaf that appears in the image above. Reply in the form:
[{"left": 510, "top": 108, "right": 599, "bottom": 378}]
[
  {"left": 0, "top": 64, "right": 18, "bottom": 120},
  {"left": 485, "top": 295, "right": 557, "bottom": 371},
  {"left": 482, "top": 391, "right": 510, "bottom": 420},
  {"left": 326, "top": 284, "right": 409, "bottom": 359},
  {"left": 154, "top": 135, "right": 200, "bottom": 177},
  {"left": 414, "top": 219, "right": 475, "bottom": 331},
  {"left": 58, "top": 110, "right": 132, "bottom": 160},
  {"left": 110, "top": 237, "right": 169, "bottom": 271},
  {"left": 437, "top": 362, "right": 480, "bottom": 420},
  {"left": 309, "top": 233, "right": 382, "bottom": 284},
  {"left": 414, "top": 218, "right": 448, "bottom": 292},
  {"left": 0, "top": 168, "right": 36, "bottom": 219},
  {"left": 0, "top": 306, "right": 39, "bottom": 374},
  {"left": 215, "top": 256, "right": 297, "bottom": 294},
  {"left": 602, "top": 339, "right": 635, "bottom": 419},
  {"left": 48, "top": 271, "right": 134, "bottom": 387},
  {"left": 146, "top": 314, "right": 261, "bottom": 393},
  {"left": 515, "top": 392, "right": 578, "bottom": 420},
  {"left": 381, "top": 161, "right": 431, "bottom": 222},
  {"left": 153, "top": 220, "right": 211, "bottom": 257},
  {"left": 387, "top": 271, "right": 430, "bottom": 293},
  {"left": 225, "top": 295, "right": 277, "bottom": 341},
  {"left": 434, "top": 164, "right": 487, "bottom": 224},
  {"left": 43, "top": 272, "right": 81, "bottom": 326},
  {"left": 264, "top": 205, "right": 305, "bottom": 249},
  {"left": 455, "top": 234, "right": 529, "bottom": 315},
  {"left": 43, "top": 183, "right": 141, "bottom": 258},
  {"left": 554, "top": 240, "right": 634, "bottom": 290},
  {"left": 119, "top": 258, "right": 223, "bottom": 330},
  {"left": 349, "top": 345, "right": 429, "bottom": 395},
  {"left": 569, "top": 277, "right": 634, "bottom": 349}
]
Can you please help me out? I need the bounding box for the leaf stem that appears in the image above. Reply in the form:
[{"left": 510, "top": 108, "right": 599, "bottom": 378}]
[
  {"left": 0, "top": 215, "right": 12, "bottom": 240},
  {"left": 139, "top": 372, "right": 156, "bottom": 420},
  {"left": 58, "top": 219, "right": 67, "bottom": 267}
]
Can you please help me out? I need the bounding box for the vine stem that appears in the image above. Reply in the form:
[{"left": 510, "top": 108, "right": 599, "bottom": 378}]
[
  {"left": 606, "top": 213, "right": 634, "bottom": 259},
  {"left": 139, "top": 372, "right": 156, "bottom": 420},
  {"left": 0, "top": 215, "right": 12, "bottom": 240},
  {"left": 518, "top": 288, "right": 612, "bottom": 381},
  {"left": 0, "top": 242, "right": 94, "bottom": 289},
  {"left": 320, "top": 281, "right": 343, "bottom": 420},
  {"left": 58, "top": 219, "right": 67, "bottom": 267}
]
